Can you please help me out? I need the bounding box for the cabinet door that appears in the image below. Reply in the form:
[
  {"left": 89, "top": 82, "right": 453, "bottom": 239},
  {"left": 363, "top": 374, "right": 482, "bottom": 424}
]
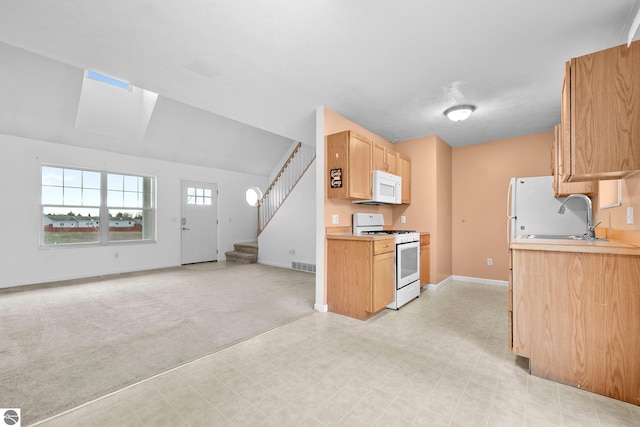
[
  {"left": 386, "top": 148, "right": 398, "bottom": 174},
  {"left": 561, "top": 62, "right": 572, "bottom": 179},
  {"left": 508, "top": 250, "right": 513, "bottom": 352},
  {"left": 326, "top": 131, "right": 372, "bottom": 200},
  {"left": 568, "top": 41, "right": 640, "bottom": 181},
  {"left": 398, "top": 154, "right": 411, "bottom": 204},
  {"left": 349, "top": 133, "right": 373, "bottom": 199},
  {"left": 420, "top": 244, "right": 430, "bottom": 287},
  {"left": 327, "top": 239, "right": 372, "bottom": 320},
  {"left": 371, "top": 251, "right": 394, "bottom": 312},
  {"left": 553, "top": 124, "right": 596, "bottom": 197},
  {"left": 372, "top": 143, "right": 386, "bottom": 171},
  {"left": 373, "top": 143, "right": 398, "bottom": 174}
]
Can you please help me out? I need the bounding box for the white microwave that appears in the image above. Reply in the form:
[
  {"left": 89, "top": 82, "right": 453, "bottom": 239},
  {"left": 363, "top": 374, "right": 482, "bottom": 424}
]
[{"left": 353, "top": 170, "right": 402, "bottom": 205}]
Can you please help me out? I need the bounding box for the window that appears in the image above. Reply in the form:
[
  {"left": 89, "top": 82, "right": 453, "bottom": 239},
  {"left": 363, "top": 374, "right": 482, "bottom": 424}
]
[
  {"left": 87, "top": 70, "right": 131, "bottom": 91},
  {"left": 107, "top": 173, "right": 154, "bottom": 242},
  {"left": 186, "top": 187, "right": 212, "bottom": 205},
  {"left": 41, "top": 166, "right": 155, "bottom": 246},
  {"left": 245, "top": 187, "right": 263, "bottom": 207}
]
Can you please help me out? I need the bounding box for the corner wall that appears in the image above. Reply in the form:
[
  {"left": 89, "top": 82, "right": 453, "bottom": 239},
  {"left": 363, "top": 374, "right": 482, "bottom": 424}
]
[
  {"left": 451, "top": 131, "right": 553, "bottom": 281},
  {"left": 258, "top": 161, "right": 316, "bottom": 269},
  {"left": 393, "top": 135, "right": 453, "bottom": 284}
]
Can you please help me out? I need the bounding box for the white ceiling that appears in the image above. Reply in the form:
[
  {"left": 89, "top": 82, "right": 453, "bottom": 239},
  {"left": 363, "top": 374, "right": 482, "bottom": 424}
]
[{"left": 1, "top": 1, "right": 639, "bottom": 161}]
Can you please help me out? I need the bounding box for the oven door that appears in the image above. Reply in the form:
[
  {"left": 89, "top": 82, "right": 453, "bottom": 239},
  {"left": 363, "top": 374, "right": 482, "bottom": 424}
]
[{"left": 396, "top": 240, "right": 420, "bottom": 288}]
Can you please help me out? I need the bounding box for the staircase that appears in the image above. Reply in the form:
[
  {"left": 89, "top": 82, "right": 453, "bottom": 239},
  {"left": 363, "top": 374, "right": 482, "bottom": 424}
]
[
  {"left": 257, "top": 142, "right": 315, "bottom": 235},
  {"left": 225, "top": 241, "right": 258, "bottom": 264}
]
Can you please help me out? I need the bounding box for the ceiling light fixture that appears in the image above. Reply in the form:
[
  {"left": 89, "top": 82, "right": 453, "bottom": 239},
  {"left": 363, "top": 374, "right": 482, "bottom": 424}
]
[{"left": 444, "top": 104, "right": 476, "bottom": 122}]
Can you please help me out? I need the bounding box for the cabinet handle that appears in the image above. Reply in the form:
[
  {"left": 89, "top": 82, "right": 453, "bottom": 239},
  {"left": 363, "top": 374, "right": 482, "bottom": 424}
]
[{"left": 382, "top": 244, "right": 388, "bottom": 248}]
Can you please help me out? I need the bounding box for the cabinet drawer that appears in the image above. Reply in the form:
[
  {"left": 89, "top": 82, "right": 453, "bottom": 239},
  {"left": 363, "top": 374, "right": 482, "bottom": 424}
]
[
  {"left": 420, "top": 234, "right": 430, "bottom": 246},
  {"left": 374, "top": 239, "right": 394, "bottom": 255}
]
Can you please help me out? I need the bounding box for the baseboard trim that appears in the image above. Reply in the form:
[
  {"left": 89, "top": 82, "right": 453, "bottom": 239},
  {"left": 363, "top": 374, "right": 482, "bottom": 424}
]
[
  {"left": 314, "top": 303, "right": 328, "bottom": 312},
  {"left": 257, "top": 260, "right": 291, "bottom": 269},
  {"left": 452, "top": 275, "right": 508, "bottom": 287},
  {"left": 427, "top": 276, "right": 453, "bottom": 290}
]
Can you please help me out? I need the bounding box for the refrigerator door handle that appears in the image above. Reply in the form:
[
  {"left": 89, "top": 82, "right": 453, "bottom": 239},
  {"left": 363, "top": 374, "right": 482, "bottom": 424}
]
[
  {"left": 507, "top": 180, "right": 514, "bottom": 219},
  {"left": 507, "top": 180, "right": 514, "bottom": 245}
]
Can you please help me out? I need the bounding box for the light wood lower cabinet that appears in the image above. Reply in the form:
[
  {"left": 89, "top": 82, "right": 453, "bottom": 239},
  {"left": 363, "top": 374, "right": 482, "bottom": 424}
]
[
  {"left": 511, "top": 249, "right": 640, "bottom": 405},
  {"left": 327, "top": 237, "right": 395, "bottom": 320},
  {"left": 420, "top": 233, "right": 430, "bottom": 287},
  {"left": 508, "top": 250, "right": 513, "bottom": 352}
]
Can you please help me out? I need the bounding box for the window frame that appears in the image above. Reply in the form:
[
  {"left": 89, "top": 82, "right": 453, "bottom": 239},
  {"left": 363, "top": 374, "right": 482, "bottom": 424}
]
[{"left": 40, "top": 164, "right": 157, "bottom": 248}]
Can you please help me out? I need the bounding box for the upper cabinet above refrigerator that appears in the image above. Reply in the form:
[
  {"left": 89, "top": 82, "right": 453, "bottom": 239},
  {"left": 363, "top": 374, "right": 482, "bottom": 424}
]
[{"left": 560, "top": 41, "right": 640, "bottom": 182}]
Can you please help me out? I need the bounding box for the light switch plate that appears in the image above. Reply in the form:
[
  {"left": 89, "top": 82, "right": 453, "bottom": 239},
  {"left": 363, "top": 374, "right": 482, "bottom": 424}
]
[
  {"left": 332, "top": 214, "right": 339, "bottom": 224},
  {"left": 627, "top": 206, "right": 634, "bottom": 224},
  {"left": 401, "top": 216, "right": 406, "bottom": 224}
]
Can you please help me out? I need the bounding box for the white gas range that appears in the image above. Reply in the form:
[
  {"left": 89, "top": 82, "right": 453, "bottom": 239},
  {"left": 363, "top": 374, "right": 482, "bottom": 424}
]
[{"left": 352, "top": 213, "right": 421, "bottom": 309}]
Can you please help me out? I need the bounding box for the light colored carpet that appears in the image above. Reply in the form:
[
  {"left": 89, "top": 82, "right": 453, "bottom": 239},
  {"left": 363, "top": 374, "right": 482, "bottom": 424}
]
[{"left": 0, "top": 262, "right": 315, "bottom": 425}]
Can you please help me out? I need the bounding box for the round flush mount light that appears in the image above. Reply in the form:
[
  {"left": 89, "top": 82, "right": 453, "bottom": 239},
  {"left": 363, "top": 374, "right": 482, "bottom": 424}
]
[
  {"left": 444, "top": 104, "right": 476, "bottom": 122},
  {"left": 245, "top": 187, "right": 263, "bottom": 207}
]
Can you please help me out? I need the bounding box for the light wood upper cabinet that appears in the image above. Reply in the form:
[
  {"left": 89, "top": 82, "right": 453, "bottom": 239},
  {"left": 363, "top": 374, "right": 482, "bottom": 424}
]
[
  {"left": 326, "top": 131, "right": 372, "bottom": 200},
  {"left": 397, "top": 154, "right": 411, "bottom": 204},
  {"left": 373, "top": 143, "right": 398, "bottom": 174},
  {"left": 552, "top": 124, "right": 596, "bottom": 197},
  {"left": 326, "top": 237, "right": 395, "bottom": 320},
  {"left": 560, "top": 40, "right": 640, "bottom": 182}
]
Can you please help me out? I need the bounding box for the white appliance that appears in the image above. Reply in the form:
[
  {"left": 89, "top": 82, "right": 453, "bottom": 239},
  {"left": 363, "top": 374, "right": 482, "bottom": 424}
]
[
  {"left": 352, "top": 170, "right": 402, "bottom": 205},
  {"left": 507, "top": 176, "right": 589, "bottom": 242},
  {"left": 352, "top": 213, "right": 420, "bottom": 309}
]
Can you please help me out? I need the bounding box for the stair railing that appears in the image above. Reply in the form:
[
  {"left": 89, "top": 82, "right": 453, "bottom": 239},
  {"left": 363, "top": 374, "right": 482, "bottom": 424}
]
[{"left": 257, "top": 142, "right": 315, "bottom": 235}]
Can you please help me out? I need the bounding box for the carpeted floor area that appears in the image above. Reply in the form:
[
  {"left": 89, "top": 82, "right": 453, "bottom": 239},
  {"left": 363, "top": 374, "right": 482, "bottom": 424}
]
[{"left": 0, "top": 262, "right": 315, "bottom": 425}]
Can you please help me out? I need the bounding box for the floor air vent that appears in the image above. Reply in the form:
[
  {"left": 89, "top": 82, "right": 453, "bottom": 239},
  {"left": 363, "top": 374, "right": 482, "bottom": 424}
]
[{"left": 292, "top": 261, "right": 316, "bottom": 273}]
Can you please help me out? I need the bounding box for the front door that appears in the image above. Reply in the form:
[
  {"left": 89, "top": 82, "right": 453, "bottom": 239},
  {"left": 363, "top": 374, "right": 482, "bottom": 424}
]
[{"left": 180, "top": 180, "right": 218, "bottom": 264}]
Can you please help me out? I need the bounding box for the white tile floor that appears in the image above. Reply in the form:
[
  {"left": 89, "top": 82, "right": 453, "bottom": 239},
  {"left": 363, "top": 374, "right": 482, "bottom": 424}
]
[{"left": 35, "top": 281, "right": 640, "bottom": 427}]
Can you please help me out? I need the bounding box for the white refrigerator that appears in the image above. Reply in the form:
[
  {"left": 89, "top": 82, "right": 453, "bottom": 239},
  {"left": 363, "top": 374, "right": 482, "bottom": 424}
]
[{"left": 507, "top": 176, "right": 589, "bottom": 241}]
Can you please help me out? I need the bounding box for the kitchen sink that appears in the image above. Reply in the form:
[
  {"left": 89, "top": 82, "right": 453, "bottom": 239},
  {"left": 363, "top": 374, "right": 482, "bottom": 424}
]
[{"left": 524, "top": 234, "right": 607, "bottom": 241}]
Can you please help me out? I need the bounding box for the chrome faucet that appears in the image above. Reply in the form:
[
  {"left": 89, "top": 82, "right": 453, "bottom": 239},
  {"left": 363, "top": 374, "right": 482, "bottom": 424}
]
[{"left": 557, "top": 194, "right": 600, "bottom": 239}]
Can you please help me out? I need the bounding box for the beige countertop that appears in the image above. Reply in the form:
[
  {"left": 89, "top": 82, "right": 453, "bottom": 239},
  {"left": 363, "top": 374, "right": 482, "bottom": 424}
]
[
  {"left": 326, "top": 230, "right": 430, "bottom": 242},
  {"left": 326, "top": 232, "right": 394, "bottom": 241},
  {"left": 510, "top": 235, "right": 640, "bottom": 256}
]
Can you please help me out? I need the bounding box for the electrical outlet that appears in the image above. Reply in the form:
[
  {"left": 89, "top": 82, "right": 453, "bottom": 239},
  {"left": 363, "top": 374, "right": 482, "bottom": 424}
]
[
  {"left": 627, "top": 206, "right": 634, "bottom": 225},
  {"left": 487, "top": 258, "right": 493, "bottom": 266},
  {"left": 401, "top": 216, "right": 406, "bottom": 224},
  {"left": 332, "top": 214, "right": 339, "bottom": 224}
]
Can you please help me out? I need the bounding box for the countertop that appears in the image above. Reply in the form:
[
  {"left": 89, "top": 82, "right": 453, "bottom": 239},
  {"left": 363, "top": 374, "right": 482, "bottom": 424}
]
[
  {"left": 326, "top": 230, "right": 430, "bottom": 242},
  {"left": 326, "top": 232, "right": 396, "bottom": 241},
  {"left": 510, "top": 235, "right": 640, "bottom": 256}
]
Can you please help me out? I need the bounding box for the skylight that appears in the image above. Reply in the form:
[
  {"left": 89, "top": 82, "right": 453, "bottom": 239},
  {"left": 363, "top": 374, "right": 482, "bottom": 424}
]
[
  {"left": 87, "top": 70, "right": 131, "bottom": 91},
  {"left": 75, "top": 70, "right": 158, "bottom": 139}
]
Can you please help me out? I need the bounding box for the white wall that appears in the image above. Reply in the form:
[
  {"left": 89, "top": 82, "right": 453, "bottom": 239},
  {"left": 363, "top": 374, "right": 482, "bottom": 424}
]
[
  {"left": 258, "top": 161, "right": 316, "bottom": 269},
  {"left": 0, "top": 134, "right": 268, "bottom": 288}
]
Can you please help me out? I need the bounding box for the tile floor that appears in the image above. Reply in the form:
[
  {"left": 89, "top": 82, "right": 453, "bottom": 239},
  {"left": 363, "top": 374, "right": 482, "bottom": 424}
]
[{"left": 35, "top": 281, "right": 640, "bottom": 427}]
